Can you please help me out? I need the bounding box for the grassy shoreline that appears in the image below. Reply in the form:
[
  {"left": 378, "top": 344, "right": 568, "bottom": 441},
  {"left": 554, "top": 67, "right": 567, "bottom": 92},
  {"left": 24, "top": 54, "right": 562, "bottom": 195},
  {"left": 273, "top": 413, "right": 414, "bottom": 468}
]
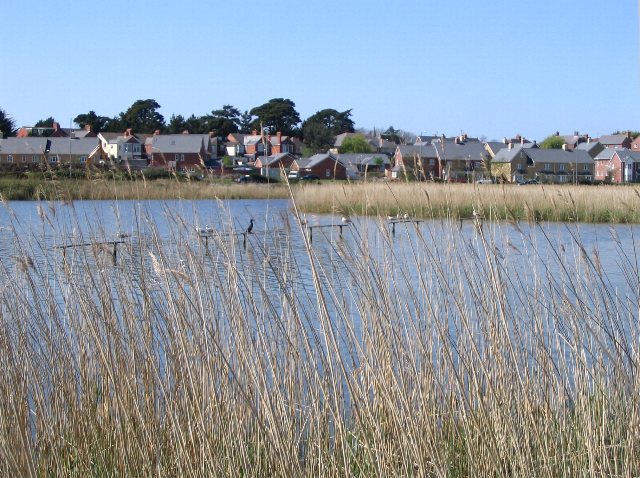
[{"left": 1, "top": 177, "right": 639, "bottom": 223}]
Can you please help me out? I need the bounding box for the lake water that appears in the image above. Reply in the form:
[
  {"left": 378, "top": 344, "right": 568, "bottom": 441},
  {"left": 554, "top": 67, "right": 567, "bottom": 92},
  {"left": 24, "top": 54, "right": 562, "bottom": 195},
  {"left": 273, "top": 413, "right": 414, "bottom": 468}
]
[
  {"left": 1, "top": 198, "right": 637, "bottom": 407},
  {"left": 1, "top": 198, "right": 638, "bottom": 311}
]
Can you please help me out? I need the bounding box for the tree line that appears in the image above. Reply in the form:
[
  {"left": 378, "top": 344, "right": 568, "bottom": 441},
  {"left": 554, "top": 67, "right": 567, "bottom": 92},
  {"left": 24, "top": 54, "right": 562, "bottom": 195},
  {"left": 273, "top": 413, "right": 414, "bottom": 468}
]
[{"left": 1, "top": 99, "right": 417, "bottom": 154}]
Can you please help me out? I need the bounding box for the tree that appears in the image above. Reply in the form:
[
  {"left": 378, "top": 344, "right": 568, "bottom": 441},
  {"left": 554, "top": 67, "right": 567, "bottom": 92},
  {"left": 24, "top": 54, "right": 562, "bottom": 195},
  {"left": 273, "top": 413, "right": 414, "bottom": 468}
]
[
  {"left": 238, "top": 111, "right": 254, "bottom": 133},
  {"left": 0, "top": 108, "right": 16, "bottom": 138},
  {"left": 203, "top": 105, "right": 241, "bottom": 137},
  {"left": 302, "top": 108, "right": 354, "bottom": 152},
  {"left": 540, "top": 135, "right": 566, "bottom": 149},
  {"left": 302, "top": 120, "right": 335, "bottom": 153},
  {"left": 381, "top": 126, "right": 402, "bottom": 144},
  {"left": 120, "top": 99, "right": 165, "bottom": 133},
  {"left": 73, "top": 110, "right": 110, "bottom": 133},
  {"left": 29, "top": 117, "right": 56, "bottom": 136},
  {"left": 166, "top": 114, "right": 188, "bottom": 134},
  {"left": 340, "top": 134, "right": 373, "bottom": 153},
  {"left": 249, "top": 98, "right": 301, "bottom": 136}
]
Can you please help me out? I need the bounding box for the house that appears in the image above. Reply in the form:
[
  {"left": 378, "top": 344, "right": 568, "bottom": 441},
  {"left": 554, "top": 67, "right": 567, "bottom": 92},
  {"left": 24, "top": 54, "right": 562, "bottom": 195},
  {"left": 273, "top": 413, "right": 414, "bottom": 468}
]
[
  {"left": 224, "top": 131, "right": 299, "bottom": 163},
  {"left": 494, "top": 147, "right": 594, "bottom": 183},
  {"left": 575, "top": 140, "right": 604, "bottom": 159},
  {"left": 72, "top": 124, "right": 98, "bottom": 138},
  {"left": 391, "top": 144, "right": 439, "bottom": 180},
  {"left": 254, "top": 152, "right": 297, "bottom": 179},
  {"left": 331, "top": 132, "right": 394, "bottom": 155},
  {"left": 598, "top": 133, "right": 633, "bottom": 149},
  {"left": 337, "top": 153, "right": 390, "bottom": 178},
  {"left": 146, "top": 133, "right": 208, "bottom": 171},
  {"left": 631, "top": 136, "right": 640, "bottom": 151},
  {"left": 16, "top": 121, "right": 72, "bottom": 138},
  {"left": 291, "top": 153, "right": 347, "bottom": 180},
  {"left": 593, "top": 149, "right": 640, "bottom": 183},
  {"left": 558, "top": 131, "right": 590, "bottom": 151},
  {"left": 99, "top": 129, "right": 147, "bottom": 166},
  {"left": 433, "top": 137, "right": 489, "bottom": 182},
  {"left": 0, "top": 137, "right": 104, "bottom": 166},
  {"left": 486, "top": 137, "right": 535, "bottom": 159}
]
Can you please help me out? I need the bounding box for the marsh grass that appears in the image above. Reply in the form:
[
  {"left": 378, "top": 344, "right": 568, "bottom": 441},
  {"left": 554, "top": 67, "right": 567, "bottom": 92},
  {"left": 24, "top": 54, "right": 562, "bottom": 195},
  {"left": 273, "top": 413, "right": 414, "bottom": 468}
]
[
  {"left": 0, "top": 177, "right": 291, "bottom": 201},
  {"left": 0, "top": 193, "right": 638, "bottom": 476},
  {"left": 294, "top": 182, "right": 640, "bottom": 223}
]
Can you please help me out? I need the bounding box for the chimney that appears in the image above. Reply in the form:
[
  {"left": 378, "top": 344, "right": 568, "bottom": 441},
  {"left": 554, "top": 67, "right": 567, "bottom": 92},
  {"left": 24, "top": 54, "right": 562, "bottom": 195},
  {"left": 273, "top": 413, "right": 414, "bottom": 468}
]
[
  {"left": 627, "top": 131, "right": 632, "bottom": 139},
  {"left": 562, "top": 143, "right": 567, "bottom": 150},
  {"left": 53, "top": 122, "right": 60, "bottom": 132},
  {"left": 455, "top": 136, "right": 460, "bottom": 144},
  {"left": 252, "top": 129, "right": 257, "bottom": 136},
  {"left": 154, "top": 130, "right": 160, "bottom": 135},
  {"left": 574, "top": 131, "right": 579, "bottom": 137},
  {"left": 503, "top": 137, "right": 508, "bottom": 144},
  {"left": 125, "top": 128, "right": 132, "bottom": 137},
  {"left": 209, "top": 131, "right": 215, "bottom": 138},
  {"left": 277, "top": 131, "right": 282, "bottom": 142},
  {"left": 182, "top": 130, "right": 189, "bottom": 135},
  {"left": 85, "top": 124, "right": 92, "bottom": 132},
  {"left": 508, "top": 143, "right": 513, "bottom": 150},
  {"left": 520, "top": 136, "right": 524, "bottom": 145}
]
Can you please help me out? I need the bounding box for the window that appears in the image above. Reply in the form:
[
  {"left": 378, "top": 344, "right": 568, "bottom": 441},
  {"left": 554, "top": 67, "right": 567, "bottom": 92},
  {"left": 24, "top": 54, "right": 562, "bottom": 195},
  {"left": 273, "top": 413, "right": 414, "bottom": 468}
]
[
  {"left": 22, "top": 155, "right": 27, "bottom": 163},
  {"left": 544, "top": 163, "right": 551, "bottom": 171},
  {"left": 429, "top": 159, "right": 435, "bottom": 166},
  {"left": 133, "top": 144, "right": 140, "bottom": 153},
  {"left": 32, "top": 155, "right": 39, "bottom": 163},
  {"left": 558, "top": 163, "right": 565, "bottom": 172},
  {"left": 49, "top": 155, "right": 58, "bottom": 163},
  {"left": 7, "top": 155, "right": 13, "bottom": 163},
  {"left": 583, "top": 163, "right": 590, "bottom": 171},
  {"left": 558, "top": 175, "right": 567, "bottom": 183},
  {"left": 325, "top": 169, "right": 330, "bottom": 178},
  {"left": 180, "top": 154, "right": 185, "bottom": 161},
  {"left": 175, "top": 154, "right": 179, "bottom": 161},
  {"left": 80, "top": 156, "right": 87, "bottom": 163},
  {"left": 124, "top": 144, "right": 131, "bottom": 153}
]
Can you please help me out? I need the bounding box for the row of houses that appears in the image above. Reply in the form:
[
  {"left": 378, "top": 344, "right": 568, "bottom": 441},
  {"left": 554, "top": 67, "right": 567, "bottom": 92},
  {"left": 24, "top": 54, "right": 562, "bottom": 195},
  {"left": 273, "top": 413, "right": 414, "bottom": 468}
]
[{"left": 1, "top": 123, "right": 639, "bottom": 184}]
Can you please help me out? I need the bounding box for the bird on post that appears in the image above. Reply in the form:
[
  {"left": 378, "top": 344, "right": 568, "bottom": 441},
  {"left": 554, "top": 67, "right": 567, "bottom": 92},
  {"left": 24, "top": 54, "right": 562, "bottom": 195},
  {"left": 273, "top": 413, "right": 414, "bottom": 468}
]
[
  {"left": 246, "top": 218, "right": 254, "bottom": 234},
  {"left": 341, "top": 215, "right": 352, "bottom": 224}
]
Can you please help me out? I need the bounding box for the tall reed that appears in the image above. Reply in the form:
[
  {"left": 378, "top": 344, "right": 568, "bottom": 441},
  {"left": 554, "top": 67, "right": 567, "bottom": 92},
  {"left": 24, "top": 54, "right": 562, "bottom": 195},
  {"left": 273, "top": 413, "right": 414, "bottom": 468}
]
[
  {"left": 0, "top": 196, "right": 638, "bottom": 476},
  {"left": 294, "top": 182, "right": 640, "bottom": 223}
]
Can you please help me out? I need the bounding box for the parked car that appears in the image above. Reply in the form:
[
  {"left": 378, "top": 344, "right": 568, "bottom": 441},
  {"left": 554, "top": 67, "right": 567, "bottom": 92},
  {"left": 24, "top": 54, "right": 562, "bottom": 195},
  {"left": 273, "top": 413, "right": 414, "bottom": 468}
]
[
  {"left": 235, "top": 174, "right": 269, "bottom": 183},
  {"left": 287, "top": 171, "right": 300, "bottom": 180},
  {"left": 300, "top": 174, "right": 320, "bottom": 181},
  {"left": 517, "top": 179, "right": 539, "bottom": 185}
]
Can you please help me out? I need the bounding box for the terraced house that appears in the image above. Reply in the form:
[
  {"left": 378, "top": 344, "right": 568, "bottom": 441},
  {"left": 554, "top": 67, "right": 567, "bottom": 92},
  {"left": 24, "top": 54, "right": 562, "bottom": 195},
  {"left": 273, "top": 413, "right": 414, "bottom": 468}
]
[
  {"left": 0, "top": 137, "right": 104, "bottom": 167},
  {"left": 493, "top": 146, "right": 594, "bottom": 183}
]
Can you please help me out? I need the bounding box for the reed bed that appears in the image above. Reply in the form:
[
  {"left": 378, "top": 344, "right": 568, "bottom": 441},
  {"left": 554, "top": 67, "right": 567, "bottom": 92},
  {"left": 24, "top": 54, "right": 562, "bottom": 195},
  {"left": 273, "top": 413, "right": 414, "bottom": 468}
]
[
  {"left": 0, "top": 177, "right": 291, "bottom": 201},
  {"left": 295, "top": 182, "right": 640, "bottom": 223},
  {"left": 0, "top": 197, "right": 638, "bottom": 476}
]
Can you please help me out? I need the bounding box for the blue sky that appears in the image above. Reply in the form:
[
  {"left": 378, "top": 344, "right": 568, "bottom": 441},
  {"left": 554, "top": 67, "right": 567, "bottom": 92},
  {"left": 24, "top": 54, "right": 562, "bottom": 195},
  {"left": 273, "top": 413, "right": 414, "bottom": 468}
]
[{"left": 1, "top": 0, "right": 638, "bottom": 141}]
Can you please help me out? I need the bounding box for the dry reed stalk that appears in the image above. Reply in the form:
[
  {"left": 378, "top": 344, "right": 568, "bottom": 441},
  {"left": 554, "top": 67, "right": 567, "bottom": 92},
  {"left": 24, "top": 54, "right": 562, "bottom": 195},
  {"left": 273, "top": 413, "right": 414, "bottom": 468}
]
[{"left": 0, "top": 197, "right": 636, "bottom": 475}]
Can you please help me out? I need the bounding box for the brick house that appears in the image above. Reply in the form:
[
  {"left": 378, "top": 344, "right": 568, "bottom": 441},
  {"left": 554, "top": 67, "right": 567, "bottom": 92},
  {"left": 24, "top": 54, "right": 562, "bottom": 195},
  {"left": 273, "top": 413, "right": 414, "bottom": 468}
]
[
  {"left": 594, "top": 149, "right": 640, "bottom": 183},
  {"left": 494, "top": 147, "right": 594, "bottom": 183},
  {"left": 598, "top": 133, "right": 633, "bottom": 149},
  {"left": 391, "top": 144, "right": 439, "bottom": 180},
  {"left": 146, "top": 133, "right": 208, "bottom": 171},
  {"left": 0, "top": 137, "right": 104, "bottom": 167},
  {"left": 291, "top": 153, "right": 347, "bottom": 179}
]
